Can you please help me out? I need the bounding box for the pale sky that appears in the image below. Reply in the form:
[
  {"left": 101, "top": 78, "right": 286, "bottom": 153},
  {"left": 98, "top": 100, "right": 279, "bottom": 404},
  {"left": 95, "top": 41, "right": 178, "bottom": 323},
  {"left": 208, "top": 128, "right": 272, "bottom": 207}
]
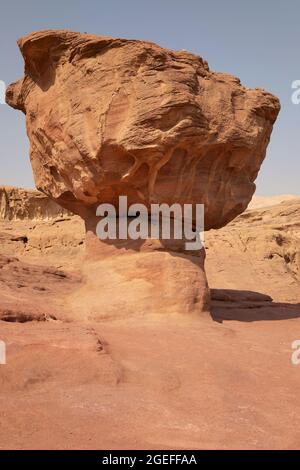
[{"left": 0, "top": 0, "right": 299, "bottom": 196}]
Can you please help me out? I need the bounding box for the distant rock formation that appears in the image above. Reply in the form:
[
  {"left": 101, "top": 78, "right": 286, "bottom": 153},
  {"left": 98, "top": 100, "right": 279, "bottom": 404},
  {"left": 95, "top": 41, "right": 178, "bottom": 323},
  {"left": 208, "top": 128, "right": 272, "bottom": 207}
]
[
  {"left": 6, "top": 30, "right": 280, "bottom": 317},
  {"left": 0, "top": 186, "right": 71, "bottom": 220}
]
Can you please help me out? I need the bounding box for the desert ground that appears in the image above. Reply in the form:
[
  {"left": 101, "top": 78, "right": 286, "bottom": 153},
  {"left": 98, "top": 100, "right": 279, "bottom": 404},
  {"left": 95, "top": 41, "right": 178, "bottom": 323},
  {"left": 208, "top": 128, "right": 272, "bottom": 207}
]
[{"left": 0, "top": 187, "right": 299, "bottom": 450}]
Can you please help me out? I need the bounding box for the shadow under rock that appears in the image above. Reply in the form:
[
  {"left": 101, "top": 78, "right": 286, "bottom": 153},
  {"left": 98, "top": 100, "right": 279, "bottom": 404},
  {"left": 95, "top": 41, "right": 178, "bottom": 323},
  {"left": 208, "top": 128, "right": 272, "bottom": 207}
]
[{"left": 210, "top": 288, "right": 300, "bottom": 323}]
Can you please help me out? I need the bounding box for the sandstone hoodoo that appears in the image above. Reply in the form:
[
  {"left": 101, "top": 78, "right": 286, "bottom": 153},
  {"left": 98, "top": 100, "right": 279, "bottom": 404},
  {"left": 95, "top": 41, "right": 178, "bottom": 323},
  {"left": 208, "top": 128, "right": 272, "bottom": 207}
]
[{"left": 6, "top": 30, "right": 280, "bottom": 317}]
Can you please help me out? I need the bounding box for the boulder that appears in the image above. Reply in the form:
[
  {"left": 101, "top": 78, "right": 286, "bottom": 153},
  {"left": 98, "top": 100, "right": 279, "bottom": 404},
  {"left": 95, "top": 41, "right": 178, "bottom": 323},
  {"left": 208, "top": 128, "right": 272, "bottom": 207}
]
[{"left": 6, "top": 30, "right": 280, "bottom": 317}]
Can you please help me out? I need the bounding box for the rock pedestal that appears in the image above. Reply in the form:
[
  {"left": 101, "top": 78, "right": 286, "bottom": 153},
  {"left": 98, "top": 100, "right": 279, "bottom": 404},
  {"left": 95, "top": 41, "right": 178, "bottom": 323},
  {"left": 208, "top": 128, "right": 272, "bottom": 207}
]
[
  {"left": 70, "top": 217, "right": 210, "bottom": 319},
  {"left": 6, "top": 30, "right": 280, "bottom": 317}
]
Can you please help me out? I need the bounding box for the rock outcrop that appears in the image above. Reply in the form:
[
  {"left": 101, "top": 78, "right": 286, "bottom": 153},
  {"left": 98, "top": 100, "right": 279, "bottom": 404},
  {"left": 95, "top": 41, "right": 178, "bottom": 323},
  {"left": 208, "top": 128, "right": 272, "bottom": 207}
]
[
  {"left": 0, "top": 186, "right": 71, "bottom": 220},
  {"left": 1, "top": 193, "right": 300, "bottom": 449},
  {"left": 206, "top": 196, "right": 300, "bottom": 304},
  {"left": 6, "top": 30, "right": 280, "bottom": 317}
]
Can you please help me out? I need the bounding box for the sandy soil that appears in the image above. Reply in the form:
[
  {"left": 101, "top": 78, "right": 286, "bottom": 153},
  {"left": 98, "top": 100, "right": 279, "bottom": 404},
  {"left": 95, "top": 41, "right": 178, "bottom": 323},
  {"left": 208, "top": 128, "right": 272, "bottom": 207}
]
[{"left": 0, "top": 196, "right": 300, "bottom": 449}]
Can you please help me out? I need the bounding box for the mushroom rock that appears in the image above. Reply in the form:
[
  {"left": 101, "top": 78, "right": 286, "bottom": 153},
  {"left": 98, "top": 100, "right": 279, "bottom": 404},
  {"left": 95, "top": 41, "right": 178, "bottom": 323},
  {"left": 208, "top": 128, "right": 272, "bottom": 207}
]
[{"left": 6, "top": 30, "right": 280, "bottom": 318}]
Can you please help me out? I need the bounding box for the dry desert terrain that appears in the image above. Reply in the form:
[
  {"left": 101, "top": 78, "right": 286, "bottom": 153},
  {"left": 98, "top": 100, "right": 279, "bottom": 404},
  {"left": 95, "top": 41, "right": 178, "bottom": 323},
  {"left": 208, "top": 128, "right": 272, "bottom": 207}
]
[{"left": 0, "top": 188, "right": 299, "bottom": 449}]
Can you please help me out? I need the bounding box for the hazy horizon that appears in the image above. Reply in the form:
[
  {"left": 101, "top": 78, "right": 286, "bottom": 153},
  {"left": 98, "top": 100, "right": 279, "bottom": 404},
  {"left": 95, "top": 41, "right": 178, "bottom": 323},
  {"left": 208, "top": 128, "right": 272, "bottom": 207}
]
[{"left": 1, "top": 0, "right": 299, "bottom": 196}]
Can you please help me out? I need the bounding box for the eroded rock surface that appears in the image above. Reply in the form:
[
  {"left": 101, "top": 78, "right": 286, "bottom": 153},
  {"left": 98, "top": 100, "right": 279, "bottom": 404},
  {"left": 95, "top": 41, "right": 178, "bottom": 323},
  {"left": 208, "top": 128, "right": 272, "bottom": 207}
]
[
  {"left": 6, "top": 30, "right": 280, "bottom": 316},
  {"left": 1, "top": 192, "right": 300, "bottom": 449},
  {"left": 0, "top": 186, "right": 71, "bottom": 220},
  {"left": 6, "top": 29, "right": 280, "bottom": 228}
]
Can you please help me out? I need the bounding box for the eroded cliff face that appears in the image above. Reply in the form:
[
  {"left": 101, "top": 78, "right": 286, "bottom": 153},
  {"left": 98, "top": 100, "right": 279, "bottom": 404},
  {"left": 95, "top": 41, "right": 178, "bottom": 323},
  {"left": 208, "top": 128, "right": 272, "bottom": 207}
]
[
  {"left": 6, "top": 29, "right": 280, "bottom": 228},
  {"left": 0, "top": 186, "right": 71, "bottom": 220},
  {"left": 0, "top": 186, "right": 84, "bottom": 269}
]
